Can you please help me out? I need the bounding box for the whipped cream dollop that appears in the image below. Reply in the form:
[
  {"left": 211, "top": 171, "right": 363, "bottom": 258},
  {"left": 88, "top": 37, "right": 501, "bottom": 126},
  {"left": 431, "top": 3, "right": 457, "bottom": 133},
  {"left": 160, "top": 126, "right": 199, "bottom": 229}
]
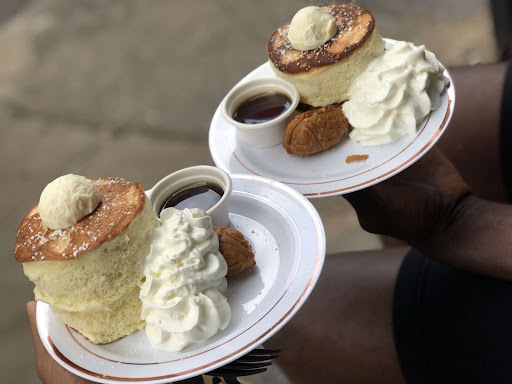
[
  {"left": 140, "top": 207, "right": 231, "bottom": 352},
  {"left": 343, "top": 41, "right": 449, "bottom": 146},
  {"left": 288, "top": 6, "right": 337, "bottom": 51},
  {"left": 38, "top": 174, "right": 101, "bottom": 230}
]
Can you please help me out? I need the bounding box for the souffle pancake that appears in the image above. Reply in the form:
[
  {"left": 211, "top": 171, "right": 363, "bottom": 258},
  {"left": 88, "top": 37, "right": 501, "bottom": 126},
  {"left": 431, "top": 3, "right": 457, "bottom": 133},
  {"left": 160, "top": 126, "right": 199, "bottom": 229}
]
[
  {"left": 268, "top": 4, "right": 385, "bottom": 107},
  {"left": 15, "top": 177, "right": 158, "bottom": 344}
]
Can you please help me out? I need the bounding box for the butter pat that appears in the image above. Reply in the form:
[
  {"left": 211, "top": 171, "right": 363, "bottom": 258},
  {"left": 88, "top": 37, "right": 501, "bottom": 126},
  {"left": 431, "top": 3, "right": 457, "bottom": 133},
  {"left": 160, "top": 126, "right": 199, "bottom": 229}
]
[
  {"left": 343, "top": 41, "right": 449, "bottom": 146},
  {"left": 140, "top": 208, "right": 231, "bottom": 352},
  {"left": 38, "top": 174, "right": 101, "bottom": 230},
  {"left": 288, "top": 6, "right": 337, "bottom": 51}
]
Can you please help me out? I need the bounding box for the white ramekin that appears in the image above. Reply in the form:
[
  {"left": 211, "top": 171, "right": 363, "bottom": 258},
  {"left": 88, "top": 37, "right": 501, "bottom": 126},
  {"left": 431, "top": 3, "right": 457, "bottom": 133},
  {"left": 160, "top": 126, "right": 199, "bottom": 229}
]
[
  {"left": 146, "top": 166, "right": 232, "bottom": 227},
  {"left": 221, "top": 77, "right": 300, "bottom": 148}
]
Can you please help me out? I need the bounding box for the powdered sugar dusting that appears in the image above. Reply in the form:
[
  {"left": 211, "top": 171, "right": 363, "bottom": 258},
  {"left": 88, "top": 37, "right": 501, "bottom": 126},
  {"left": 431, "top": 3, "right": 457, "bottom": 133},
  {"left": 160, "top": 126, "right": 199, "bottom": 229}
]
[
  {"left": 15, "top": 177, "right": 146, "bottom": 263},
  {"left": 268, "top": 4, "right": 374, "bottom": 74}
]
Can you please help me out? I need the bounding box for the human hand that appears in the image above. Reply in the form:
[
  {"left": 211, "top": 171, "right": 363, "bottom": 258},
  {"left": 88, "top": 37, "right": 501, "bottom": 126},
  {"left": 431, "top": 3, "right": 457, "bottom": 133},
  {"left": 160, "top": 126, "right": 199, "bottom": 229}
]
[
  {"left": 27, "top": 301, "right": 223, "bottom": 384},
  {"left": 27, "top": 301, "right": 95, "bottom": 384},
  {"left": 344, "top": 147, "right": 472, "bottom": 248}
]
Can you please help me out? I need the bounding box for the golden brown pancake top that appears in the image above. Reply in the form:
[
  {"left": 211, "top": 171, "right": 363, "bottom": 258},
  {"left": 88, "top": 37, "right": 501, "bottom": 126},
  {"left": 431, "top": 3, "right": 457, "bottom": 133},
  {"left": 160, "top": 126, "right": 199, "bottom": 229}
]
[
  {"left": 268, "top": 4, "right": 375, "bottom": 74},
  {"left": 15, "top": 178, "right": 147, "bottom": 263}
]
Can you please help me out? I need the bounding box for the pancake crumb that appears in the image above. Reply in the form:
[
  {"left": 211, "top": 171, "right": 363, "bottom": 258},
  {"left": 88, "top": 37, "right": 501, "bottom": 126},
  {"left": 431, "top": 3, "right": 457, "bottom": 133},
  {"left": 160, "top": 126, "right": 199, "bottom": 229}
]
[{"left": 346, "top": 154, "right": 369, "bottom": 163}]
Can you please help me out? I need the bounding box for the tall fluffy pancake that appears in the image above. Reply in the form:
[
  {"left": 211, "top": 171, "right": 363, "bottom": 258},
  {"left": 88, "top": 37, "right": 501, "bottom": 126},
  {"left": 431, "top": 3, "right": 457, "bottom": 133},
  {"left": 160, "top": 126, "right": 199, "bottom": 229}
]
[
  {"left": 268, "top": 4, "right": 385, "bottom": 107},
  {"left": 15, "top": 178, "right": 159, "bottom": 344}
]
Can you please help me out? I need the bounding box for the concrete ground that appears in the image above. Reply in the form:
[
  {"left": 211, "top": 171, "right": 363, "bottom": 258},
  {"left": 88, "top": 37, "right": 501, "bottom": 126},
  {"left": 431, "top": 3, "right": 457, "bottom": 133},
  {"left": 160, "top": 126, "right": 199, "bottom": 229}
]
[{"left": 0, "top": 0, "right": 498, "bottom": 382}]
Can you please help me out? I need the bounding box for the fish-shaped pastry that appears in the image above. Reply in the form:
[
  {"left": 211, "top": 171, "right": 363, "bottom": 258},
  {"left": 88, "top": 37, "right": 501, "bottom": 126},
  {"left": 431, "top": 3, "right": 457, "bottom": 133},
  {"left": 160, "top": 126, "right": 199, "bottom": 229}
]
[
  {"left": 214, "top": 226, "right": 255, "bottom": 276},
  {"left": 283, "top": 104, "right": 349, "bottom": 157}
]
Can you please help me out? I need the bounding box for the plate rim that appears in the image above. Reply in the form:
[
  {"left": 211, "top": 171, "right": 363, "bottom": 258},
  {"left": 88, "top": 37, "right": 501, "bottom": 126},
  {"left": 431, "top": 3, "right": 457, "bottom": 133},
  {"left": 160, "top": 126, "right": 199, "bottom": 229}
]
[
  {"left": 36, "top": 173, "right": 326, "bottom": 383},
  {"left": 208, "top": 38, "right": 456, "bottom": 198}
]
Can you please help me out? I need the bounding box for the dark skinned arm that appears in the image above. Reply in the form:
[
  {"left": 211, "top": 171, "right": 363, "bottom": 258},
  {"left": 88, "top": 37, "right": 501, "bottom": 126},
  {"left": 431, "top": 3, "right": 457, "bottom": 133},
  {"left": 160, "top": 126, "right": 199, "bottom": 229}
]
[{"left": 346, "top": 147, "right": 512, "bottom": 280}]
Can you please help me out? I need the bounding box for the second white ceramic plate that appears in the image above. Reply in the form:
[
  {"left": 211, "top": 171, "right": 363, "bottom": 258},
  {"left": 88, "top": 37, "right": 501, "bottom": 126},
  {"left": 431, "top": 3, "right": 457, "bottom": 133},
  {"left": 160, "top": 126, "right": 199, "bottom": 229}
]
[
  {"left": 37, "top": 174, "right": 326, "bottom": 383},
  {"left": 209, "top": 39, "right": 455, "bottom": 198}
]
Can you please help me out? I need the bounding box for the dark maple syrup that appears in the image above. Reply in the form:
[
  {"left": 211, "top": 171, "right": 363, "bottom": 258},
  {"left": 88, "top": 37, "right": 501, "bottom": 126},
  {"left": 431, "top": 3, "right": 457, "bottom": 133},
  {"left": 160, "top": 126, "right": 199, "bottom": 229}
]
[
  {"left": 160, "top": 182, "right": 224, "bottom": 214},
  {"left": 233, "top": 91, "right": 291, "bottom": 124}
]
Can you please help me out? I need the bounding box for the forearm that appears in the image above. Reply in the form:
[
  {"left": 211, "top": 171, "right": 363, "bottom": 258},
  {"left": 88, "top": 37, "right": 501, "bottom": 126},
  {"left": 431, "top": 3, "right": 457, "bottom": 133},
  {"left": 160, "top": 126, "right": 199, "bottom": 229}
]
[
  {"left": 418, "top": 196, "right": 512, "bottom": 280},
  {"left": 438, "top": 62, "right": 508, "bottom": 202}
]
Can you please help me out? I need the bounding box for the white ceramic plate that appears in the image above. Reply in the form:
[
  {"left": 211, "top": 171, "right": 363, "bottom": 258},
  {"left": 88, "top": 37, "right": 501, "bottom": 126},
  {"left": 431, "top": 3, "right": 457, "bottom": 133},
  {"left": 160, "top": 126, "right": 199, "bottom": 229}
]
[
  {"left": 209, "top": 39, "right": 456, "bottom": 198},
  {"left": 36, "top": 174, "right": 326, "bottom": 383}
]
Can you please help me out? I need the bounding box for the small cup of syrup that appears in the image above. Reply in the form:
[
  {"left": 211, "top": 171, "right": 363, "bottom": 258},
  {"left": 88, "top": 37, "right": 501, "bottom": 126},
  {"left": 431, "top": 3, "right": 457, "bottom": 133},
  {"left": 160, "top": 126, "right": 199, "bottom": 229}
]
[
  {"left": 146, "top": 166, "right": 232, "bottom": 227},
  {"left": 222, "top": 77, "right": 299, "bottom": 148}
]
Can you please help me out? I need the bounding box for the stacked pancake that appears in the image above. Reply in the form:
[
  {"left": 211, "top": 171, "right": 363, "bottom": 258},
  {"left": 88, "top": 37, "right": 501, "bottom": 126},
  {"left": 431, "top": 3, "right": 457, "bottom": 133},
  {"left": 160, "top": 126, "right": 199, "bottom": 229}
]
[
  {"left": 268, "top": 4, "right": 385, "bottom": 107},
  {"left": 268, "top": 4, "right": 385, "bottom": 156},
  {"left": 15, "top": 177, "right": 158, "bottom": 344}
]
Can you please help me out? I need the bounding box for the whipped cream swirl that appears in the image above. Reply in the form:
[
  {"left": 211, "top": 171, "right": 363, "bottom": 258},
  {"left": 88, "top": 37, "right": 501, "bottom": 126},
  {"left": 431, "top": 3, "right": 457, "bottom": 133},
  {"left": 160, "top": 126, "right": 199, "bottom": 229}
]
[
  {"left": 140, "top": 208, "right": 230, "bottom": 352},
  {"left": 343, "top": 41, "right": 449, "bottom": 146}
]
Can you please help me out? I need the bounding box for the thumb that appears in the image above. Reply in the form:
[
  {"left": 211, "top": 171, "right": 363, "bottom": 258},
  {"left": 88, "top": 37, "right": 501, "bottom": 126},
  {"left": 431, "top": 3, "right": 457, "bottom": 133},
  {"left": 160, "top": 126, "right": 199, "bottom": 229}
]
[
  {"left": 27, "top": 301, "right": 48, "bottom": 365},
  {"left": 27, "top": 301, "right": 95, "bottom": 384}
]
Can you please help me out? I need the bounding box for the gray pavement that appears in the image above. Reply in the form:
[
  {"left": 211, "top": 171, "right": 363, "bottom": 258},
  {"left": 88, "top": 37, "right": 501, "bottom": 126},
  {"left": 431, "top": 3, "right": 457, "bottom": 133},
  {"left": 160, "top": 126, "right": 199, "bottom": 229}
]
[{"left": 0, "top": 0, "right": 497, "bottom": 382}]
